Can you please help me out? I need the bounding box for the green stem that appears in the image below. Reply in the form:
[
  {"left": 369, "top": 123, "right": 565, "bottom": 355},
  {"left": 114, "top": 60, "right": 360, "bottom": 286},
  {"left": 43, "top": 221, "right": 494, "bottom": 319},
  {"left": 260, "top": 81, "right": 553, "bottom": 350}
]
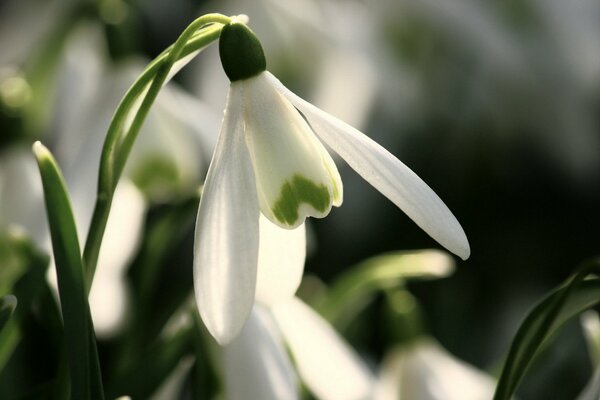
[{"left": 82, "top": 13, "right": 231, "bottom": 289}]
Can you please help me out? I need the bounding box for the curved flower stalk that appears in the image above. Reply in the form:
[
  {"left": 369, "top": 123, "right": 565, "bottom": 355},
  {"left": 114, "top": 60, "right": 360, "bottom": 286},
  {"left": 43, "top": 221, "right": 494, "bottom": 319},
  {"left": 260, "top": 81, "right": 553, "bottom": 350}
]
[
  {"left": 194, "top": 0, "right": 383, "bottom": 131},
  {"left": 0, "top": 21, "right": 221, "bottom": 336},
  {"left": 194, "top": 20, "right": 470, "bottom": 344},
  {"left": 222, "top": 215, "right": 373, "bottom": 400},
  {"left": 373, "top": 337, "right": 496, "bottom": 400}
]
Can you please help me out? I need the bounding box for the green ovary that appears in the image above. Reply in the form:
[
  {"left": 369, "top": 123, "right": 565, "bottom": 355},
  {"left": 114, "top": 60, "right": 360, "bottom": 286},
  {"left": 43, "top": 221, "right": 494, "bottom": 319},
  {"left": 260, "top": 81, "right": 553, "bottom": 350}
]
[{"left": 272, "top": 174, "right": 331, "bottom": 225}]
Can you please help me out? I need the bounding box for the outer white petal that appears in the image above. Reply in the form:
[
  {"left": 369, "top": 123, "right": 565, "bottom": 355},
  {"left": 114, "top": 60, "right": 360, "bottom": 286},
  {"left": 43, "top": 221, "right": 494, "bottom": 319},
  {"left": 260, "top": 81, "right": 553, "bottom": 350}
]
[
  {"left": 374, "top": 338, "right": 496, "bottom": 400},
  {"left": 255, "top": 215, "right": 306, "bottom": 306},
  {"left": 267, "top": 72, "right": 470, "bottom": 260},
  {"left": 224, "top": 306, "right": 299, "bottom": 400},
  {"left": 193, "top": 84, "right": 259, "bottom": 345},
  {"left": 241, "top": 72, "right": 342, "bottom": 229},
  {"left": 272, "top": 297, "right": 374, "bottom": 400}
]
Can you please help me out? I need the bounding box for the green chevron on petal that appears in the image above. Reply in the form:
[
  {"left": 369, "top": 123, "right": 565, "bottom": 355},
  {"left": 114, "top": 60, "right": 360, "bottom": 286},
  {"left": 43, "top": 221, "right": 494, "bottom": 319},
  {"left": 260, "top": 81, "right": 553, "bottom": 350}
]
[{"left": 272, "top": 174, "right": 330, "bottom": 226}]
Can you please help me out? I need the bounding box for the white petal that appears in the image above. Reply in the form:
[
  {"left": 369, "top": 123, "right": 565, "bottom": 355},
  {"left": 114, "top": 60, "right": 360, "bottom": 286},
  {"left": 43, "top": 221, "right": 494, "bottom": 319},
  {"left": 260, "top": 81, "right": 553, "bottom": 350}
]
[
  {"left": 224, "top": 306, "right": 299, "bottom": 400},
  {"left": 88, "top": 272, "right": 128, "bottom": 338},
  {"left": 268, "top": 72, "right": 470, "bottom": 260},
  {"left": 241, "top": 72, "right": 342, "bottom": 229},
  {"left": 255, "top": 215, "right": 306, "bottom": 306},
  {"left": 96, "top": 180, "right": 146, "bottom": 275},
  {"left": 374, "top": 338, "right": 496, "bottom": 400},
  {"left": 272, "top": 297, "right": 374, "bottom": 400},
  {"left": 193, "top": 84, "right": 260, "bottom": 345},
  {"left": 89, "top": 181, "right": 145, "bottom": 337},
  {"left": 582, "top": 311, "right": 600, "bottom": 366}
]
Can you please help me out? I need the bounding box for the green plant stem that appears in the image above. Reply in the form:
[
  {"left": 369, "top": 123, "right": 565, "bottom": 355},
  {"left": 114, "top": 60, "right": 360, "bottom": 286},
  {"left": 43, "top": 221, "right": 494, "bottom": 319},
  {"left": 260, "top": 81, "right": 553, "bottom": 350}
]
[{"left": 82, "top": 13, "right": 230, "bottom": 289}]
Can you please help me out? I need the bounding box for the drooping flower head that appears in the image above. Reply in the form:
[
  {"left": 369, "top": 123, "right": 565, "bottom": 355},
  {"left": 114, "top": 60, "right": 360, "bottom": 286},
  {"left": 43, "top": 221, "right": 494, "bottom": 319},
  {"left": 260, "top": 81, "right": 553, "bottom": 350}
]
[
  {"left": 218, "top": 21, "right": 343, "bottom": 228},
  {"left": 194, "top": 19, "right": 470, "bottom": 345}
]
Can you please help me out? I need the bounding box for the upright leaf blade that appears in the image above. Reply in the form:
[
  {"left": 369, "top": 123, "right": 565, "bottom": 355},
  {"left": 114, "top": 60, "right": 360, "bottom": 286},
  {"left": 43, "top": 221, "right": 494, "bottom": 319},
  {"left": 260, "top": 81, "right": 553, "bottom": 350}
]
[
  {"left": 494, "top": 259, "right": 600, "bottom": 400},
  {"left": 33, "top": 141, "right": 104, "bottom": 400}
]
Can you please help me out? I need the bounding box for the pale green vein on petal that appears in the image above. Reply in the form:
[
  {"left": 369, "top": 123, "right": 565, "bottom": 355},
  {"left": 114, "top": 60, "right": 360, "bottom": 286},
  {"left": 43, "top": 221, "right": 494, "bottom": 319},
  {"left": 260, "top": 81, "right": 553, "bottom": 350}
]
[
  {"left": 272, "top": 174, "right": 330, "bottom": 226},
  {"left": 325, "top": 162, "right": 342, "bottom": 204}
]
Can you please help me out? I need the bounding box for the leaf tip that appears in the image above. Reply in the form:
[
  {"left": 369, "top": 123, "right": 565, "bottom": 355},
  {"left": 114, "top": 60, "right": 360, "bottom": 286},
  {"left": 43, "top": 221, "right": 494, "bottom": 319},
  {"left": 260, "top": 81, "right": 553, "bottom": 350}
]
[{"left": 31, "top": 141, "right": 49, "bottom": 160}]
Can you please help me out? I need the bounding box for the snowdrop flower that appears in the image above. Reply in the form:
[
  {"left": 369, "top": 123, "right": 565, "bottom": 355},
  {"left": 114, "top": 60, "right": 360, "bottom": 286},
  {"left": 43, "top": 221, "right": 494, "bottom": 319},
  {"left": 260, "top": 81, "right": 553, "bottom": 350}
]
[
  {"left": 374, "top": 337, "right": 496, "bottom": 400},
  {"left": 223, "top": 215, "right": 373, "bottom": 400},
  {"left": 224, "top": 300, "right": 374, "bottom": 400},
  {"left": 194, "top": 20, "right": 470, "bottom": 345}
]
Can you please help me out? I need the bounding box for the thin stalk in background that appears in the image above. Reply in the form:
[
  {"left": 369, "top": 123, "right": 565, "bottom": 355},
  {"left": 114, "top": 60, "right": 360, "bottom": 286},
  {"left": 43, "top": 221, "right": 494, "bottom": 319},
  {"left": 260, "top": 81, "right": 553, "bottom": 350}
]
[{"left": 82, "top": 13, "right": 231, "bottom": 290}]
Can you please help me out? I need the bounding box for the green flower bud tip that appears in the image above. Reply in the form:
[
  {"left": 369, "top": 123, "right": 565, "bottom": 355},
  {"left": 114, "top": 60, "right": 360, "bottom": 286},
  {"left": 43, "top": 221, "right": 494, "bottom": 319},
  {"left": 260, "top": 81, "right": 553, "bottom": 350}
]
[{"left": 219, "top": 21, "right": 266, "bottom": 82}]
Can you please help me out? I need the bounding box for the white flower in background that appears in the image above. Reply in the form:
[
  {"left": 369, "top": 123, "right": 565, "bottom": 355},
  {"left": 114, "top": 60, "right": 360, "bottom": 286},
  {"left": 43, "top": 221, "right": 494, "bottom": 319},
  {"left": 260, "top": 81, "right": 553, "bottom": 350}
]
[
  {"left": 223, "top": 217, "right": 373, "bottom": 400},
  {"left": 194, "top": 0, "right": 384, "bottom": 130},
  {"left": 380, "top": 0, "right": 600, "bottom": 180},
  {"left": 0, "top": 22, "right": 218, "bottom": 337},
  {"left": 578, "top": 311, "right": 600, "bottom": 400},
  {"left": 0, "top": 0, "right": 63, "bottom": 67},
  {"left": 374, "top": 338, "right": 496, "bottom": 400},
  {"left": 224, "top": 300, "right": 374, "bottom": 400},
  {"left": 194, "top": 20, "right": 470, "bottom": 345}
]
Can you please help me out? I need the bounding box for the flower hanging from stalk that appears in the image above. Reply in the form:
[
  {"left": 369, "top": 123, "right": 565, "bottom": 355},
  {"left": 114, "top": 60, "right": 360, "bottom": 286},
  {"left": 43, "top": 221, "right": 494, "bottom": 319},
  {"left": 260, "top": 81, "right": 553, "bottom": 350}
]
[
  {"left": 194, "top": 19, "right": 470, "bottom": 344},
  {"left": 223, "top": 215, "right": 373, "bottom": 400}
]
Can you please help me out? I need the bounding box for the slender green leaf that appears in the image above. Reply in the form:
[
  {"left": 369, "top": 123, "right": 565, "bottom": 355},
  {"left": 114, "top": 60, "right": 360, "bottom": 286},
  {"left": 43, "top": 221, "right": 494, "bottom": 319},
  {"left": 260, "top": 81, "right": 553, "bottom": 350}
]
[
  {"left": 494, "top": 258, "right": 600, "bottom": 400},
  {"left": 315, "top": 249, "right": 454, "bottom": 329},
  {"left": 32, "top": 142, "right": 104, "bottom": 400}
]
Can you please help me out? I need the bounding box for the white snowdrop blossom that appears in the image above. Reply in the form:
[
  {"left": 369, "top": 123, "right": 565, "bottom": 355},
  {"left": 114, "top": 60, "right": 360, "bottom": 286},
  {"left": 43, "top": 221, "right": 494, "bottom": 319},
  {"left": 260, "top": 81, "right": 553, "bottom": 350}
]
[
  {"left": 224, "top": 300, "right": 374, "bottom": 400},
  {"left": 224, "top": 213, "right": 373, "bottom": 400},
  {"left": 194, "top": 20, "right": 470, "bottom": 344},
  {"left": 374, "top": 338, "right": 496, "bottom": 400}
]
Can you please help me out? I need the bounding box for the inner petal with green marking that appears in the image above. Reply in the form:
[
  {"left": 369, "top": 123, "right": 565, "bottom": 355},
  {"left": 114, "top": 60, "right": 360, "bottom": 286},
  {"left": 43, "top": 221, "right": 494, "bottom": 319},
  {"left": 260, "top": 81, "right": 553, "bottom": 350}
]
[
  {"left": 272, "top": 174, "right": 331, "bottom": 226},
  {"left": 239, "top": 72, "right": 343, "bottom": 229}
]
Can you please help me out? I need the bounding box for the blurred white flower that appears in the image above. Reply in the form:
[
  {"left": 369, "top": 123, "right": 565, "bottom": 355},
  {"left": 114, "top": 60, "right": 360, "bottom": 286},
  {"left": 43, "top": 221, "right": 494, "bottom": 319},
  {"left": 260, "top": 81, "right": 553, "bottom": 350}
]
[
  {"left": 224, "top": 297, "right": 374, "bottom": 400},
  {"left": 380, "top": 0, "right": 600, "bottom": 180},
  {"left": 578, "top": 311, "right": 600, "bottom": 400},
  {"left": 223, "top": 305, "right": 298, "bottom": 400},
  {"left": 0, "top": 0, "right": 64, "bottom": 67},
  {"left": 374, "top": 337, "right": 497, "bottom": 400},
  {"left": 0, "top": 21, "right": 218, "bottom": 337},
  {"left": 194, "top": 21, "right": 469, "bottom": 345},
  {"left": 223, "top": 203, "right": 373, "bottom": 400},
  {"left": 194, "top": 0, "right": 387, "bottom": 130}
]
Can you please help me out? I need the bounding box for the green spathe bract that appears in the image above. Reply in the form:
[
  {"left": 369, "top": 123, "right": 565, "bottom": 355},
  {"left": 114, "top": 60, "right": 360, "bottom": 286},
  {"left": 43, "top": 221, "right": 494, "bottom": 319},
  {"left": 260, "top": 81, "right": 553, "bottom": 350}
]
[
  {"left": 219, "top": 22, "right": 266, "bottom": 82},
  {"left": 272, "top": 174, "right": 331, "bottom": 226}
]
